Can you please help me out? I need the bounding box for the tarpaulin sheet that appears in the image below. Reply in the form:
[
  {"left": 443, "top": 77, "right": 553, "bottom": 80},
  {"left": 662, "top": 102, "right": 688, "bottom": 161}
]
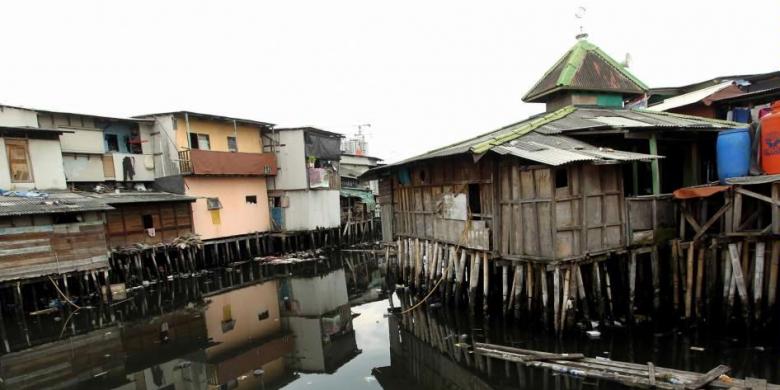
[
  {"left": 305, "top": 132, "right": 342, "bottom": 160},
  {"left": 672, "top": 185, "right": 729, "bottom": 200},
  {"left": 340, "top": 188, "right": 375, "bottom": 208}
]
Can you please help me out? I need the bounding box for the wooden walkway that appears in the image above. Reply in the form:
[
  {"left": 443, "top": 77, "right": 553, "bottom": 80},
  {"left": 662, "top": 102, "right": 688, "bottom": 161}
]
[{"left": 474, "top": 342, "right": 777, "bottom": 389}]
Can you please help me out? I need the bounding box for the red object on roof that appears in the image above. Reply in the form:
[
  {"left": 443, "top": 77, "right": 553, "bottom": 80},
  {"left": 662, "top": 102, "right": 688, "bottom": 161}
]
[{"left": 672, "top": 185, "right": 730, "bottom": 200}]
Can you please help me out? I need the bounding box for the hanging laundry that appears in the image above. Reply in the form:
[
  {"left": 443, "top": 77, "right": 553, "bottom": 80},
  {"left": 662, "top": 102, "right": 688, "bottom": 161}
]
[{"left": 122, "top": 156, "right": 135, "bottom": 181}]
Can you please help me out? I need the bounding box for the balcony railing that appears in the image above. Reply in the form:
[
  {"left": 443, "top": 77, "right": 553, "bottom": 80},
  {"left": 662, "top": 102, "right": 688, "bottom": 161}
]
[{"left": 178, "top": 149, "right": 277, "bottom": 176}]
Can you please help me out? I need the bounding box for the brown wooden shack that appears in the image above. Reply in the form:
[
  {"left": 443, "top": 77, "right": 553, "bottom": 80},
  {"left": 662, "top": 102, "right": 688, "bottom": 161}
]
[
  {"left": 87, "top": 192, "right": 196, "bottom": 249},
  {"left": 364, "top": 38, "right": 743, "bottom": 327}
]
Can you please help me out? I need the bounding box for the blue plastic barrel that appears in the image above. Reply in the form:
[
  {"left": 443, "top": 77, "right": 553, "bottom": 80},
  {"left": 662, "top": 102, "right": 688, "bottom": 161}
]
[{"left": 716, "top": 128, "right": 751, "bottom": 183}]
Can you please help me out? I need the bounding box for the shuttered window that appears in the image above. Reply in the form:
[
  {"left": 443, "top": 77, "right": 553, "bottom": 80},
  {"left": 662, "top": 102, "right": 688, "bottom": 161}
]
[{"left": 6, "top": 139, "right": 33, "bottom": 183}]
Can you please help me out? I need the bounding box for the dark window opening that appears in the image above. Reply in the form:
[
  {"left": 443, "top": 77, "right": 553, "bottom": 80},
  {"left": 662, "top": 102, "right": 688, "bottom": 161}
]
[
  {"left": 142, "top": 214, "right": 154, "bottom": 229},
  {"left": 270, "top": 196, "right": 282, "bottom": 208},
  {"left": 468, "top": 183, "right": 481, "bottom": 215},
  {"left": 189, "top": 133, "right": 211, "bottom": 150},
  {"left": 555, "top": 168, "right": 568, "bottom": 189},
  {"left": 246, "top": 195, "right": 257, "bottom": 204},
  {"left": 419, "top": 170, "right": 426, "bottom": 183},
  {"left": 53, "top": 213, "right": 81, "bottom": 224},
  {"left": 105, "top": 134, "right": 119, "bottom": 152},
  {"left": 257, "top": 310, "right": 269, "bottom": 321},
  {"left": 206, "top": 197, "right": 222, "bottom": 210},
  {"left": 227, "top": 136, "right": 238, "bottom": 152}
]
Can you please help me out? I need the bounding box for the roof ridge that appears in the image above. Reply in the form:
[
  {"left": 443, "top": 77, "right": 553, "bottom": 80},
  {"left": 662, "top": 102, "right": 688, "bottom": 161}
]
[
  {"left": 471, "top": 105, "right": 577, "bottom": 154},
  {"left": 587, "top": 44, "right": 649, "bottom": 91}
]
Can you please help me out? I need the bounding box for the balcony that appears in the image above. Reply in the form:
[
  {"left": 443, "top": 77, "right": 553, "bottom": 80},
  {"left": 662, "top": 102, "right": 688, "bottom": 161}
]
[
  {"left": 307, "top": 167, "right": 340, "bottom": 189},
  {"left": 178, "top": 149, "right": 277, "bottom": 176}
]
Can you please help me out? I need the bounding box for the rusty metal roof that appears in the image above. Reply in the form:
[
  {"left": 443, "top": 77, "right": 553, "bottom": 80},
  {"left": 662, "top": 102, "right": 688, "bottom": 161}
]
[
  {"left": 523, "top": 39, "right": 648, "bottom": 103},
  {"left": 0, "top": 192, "right": 113, "bottom": 217}
]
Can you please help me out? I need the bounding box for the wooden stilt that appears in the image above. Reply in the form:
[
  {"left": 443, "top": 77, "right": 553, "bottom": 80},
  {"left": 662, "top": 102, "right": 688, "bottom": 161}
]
[
  {"left": 603, "top": 262, "right": 614, "bottom": 318},
  {"left": 593, "top": 262, "right": 604, "bottom": 319},
  {"left": 560, "top": 267, "right": 571, "bottom": 331},
  {"left": 728, "top": 243, "right": 749, "bottom": 319},
  {"left": 551, "top": 266, "right": 559, "bottom": 331},
  {"left": 651, "top": 246, "right": 661, "bottom": 312},
  {"left": 695, "top": 246, "right": 705, "bottom": 319},
  {"left": 769, "top": 241, "right": 780, "bottom": 313},
  {"left": 502, "top": 265, "right": 509, "bottom": 314},
  {"left": 672, "top": 240, "right": 681, "bottom": 313},
  {"left": 482, "top": 252, "right": 489, "bottom": 313},
  {"left": 685, "top": 242, "right": 695, "bottom": 319},
  {"left": 754, "top": 241, "right": 766, "bottom": 320},
  {"left": 526, "top": 263, "right": 533, "bottom": 313},
  {"left": 629, "top": 251, "right": 637, "bottom": 321},
  {"left": 575, "top": 264, "right": 590, "bottom": 322}
]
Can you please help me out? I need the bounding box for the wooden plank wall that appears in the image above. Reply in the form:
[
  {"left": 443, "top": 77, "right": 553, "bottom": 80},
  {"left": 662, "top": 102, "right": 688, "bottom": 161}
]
[
  {"left": 498, "top": 159, "right": 625, "bottom": 260},
  {"left": 106, "top": 202, "right": 193, "bottom": 249},
  {"left": 0, "top": 212, "right": 108, "bottom": 281},
  {"left": 391, "top": 156, "right": 493, "bottom": 250},
  {"left": 379, "top": 177, "right": 394, "bottom": 242}
]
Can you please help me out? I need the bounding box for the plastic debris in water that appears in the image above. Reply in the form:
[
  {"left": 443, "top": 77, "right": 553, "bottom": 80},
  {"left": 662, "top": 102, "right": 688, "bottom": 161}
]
[
  {"left": 689, "top": 346, "right": 705, "bottom": 352},
  {"left": 586, "top": 330, "right": 601, "bottom": 339}
]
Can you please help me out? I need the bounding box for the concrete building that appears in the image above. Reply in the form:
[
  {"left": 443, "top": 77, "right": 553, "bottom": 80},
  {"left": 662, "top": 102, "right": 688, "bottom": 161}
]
[
  {"left": 137, "top": 111, "right": 278, "bottom": 241},
  {"left": 266, "top": 127, "right": 343, "bottom": 232}
]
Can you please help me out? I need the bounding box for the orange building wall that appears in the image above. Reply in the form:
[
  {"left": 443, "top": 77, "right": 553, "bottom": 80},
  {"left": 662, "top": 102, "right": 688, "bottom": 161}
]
[
  {"left": 185, "top": 176, "right": 270, "bottom": 239},
  {"left": 174, "top": 116, "right": 264, "bottom": 153}
]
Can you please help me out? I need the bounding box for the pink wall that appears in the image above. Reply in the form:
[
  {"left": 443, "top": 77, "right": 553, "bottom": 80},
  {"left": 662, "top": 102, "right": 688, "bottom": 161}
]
[{"left": 185, "top": 176, "right": 270, "bottom": 239}]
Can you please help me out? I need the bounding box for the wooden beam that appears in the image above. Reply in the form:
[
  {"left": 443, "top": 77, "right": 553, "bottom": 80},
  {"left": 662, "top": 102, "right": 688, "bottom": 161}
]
[
  {"left": 692, "top": 200, "right": 732, "bottom": 241},
  {"left": 684, "top": 365, "right": 730, "bottom": 389},
  {"left": 649, "top": 133, "right": 660, "bottom": 195},
  {"left": 736, "top": 186, "right": 780, "bottom": 207}
]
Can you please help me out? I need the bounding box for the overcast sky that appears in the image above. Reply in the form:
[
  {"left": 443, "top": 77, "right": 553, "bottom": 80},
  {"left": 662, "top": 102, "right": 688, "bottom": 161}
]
[{"left": 1, "top": 1, "right": 778, "bottom": 162}]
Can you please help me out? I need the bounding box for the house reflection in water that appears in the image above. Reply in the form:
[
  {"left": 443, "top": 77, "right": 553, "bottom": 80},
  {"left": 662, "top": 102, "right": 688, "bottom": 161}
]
[
  {"left": 279, "top": 268, "right": 360, "bottom": 373},
  {"left": 0, "top": 264, "right": 363, "bottom": 390}
]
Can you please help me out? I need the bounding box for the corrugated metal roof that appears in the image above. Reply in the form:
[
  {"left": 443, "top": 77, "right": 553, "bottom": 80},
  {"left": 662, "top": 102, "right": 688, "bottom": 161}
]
[
  {"left": 523, "top": 40, "right": 648, "bottom": 103},
  {"left": 83, "top": 192, "right": 196, "bottom": 205},
  {"left": 647, "top": 81, "right": 734, "bottom": 112},
  {"left": 362, "top": 105, "right": 743, "bottom": 179},
  {"left": 0, "top": 192, "right": 113, "bottom": 217},
  {"left": 493, "top": 133, "right": 659, "bottom": 166},
  {"left": 725, "top": 174, "right": 780, "bottom": 185}
]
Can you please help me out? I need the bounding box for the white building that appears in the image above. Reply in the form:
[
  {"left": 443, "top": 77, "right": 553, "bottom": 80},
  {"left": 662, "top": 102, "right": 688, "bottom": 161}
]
[{"left": 266, "top": 127, "right": 343, "bottom": 232}]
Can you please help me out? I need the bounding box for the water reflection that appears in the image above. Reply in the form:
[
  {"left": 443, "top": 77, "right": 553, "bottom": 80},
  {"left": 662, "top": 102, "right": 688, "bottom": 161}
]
[
  {"left": 3, "top": 251, "right": 777, "bottom": 390},
  {"left": 0, "top": 252, "right": 383, "bottom": 390}
]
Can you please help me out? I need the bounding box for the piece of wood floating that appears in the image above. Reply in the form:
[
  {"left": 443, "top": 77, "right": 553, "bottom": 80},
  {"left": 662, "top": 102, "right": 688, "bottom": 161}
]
[{"left": 683, "top": 364, "right": 730, "bottom": 389}]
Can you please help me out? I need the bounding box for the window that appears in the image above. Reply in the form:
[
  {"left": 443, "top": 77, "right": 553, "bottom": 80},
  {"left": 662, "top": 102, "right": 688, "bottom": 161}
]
[
  {"left": 245, "top": 195, "right": 257, "bottom": 204},
  {"left": 468, "top": 183, "right": 481, "bottom": 215},
  {"left": 555, "top": 168, "right": 568, "bottom": 189},
  {"left": 189, "top": 133, "right": 211, "bottom": 150},
  {"left": 172, "top": 117, "right": 178, "bottom": 130},
  {"left": 227, "top": 136, "right": 237, "bottom": 152},
  {"left": 221, "top": 304, "right": 235, "bottom": 332},
  {"left": 206, "top": 197, "right": 222, "bottom": 210},
  {"left": 105, "top": 134, "right": 119, "bottom": 152},
  {"left": 5, "top": 139, "right": 33, "bottom": 183},
  {"left": 142, "top": 214, "right": 154, "bottom": 229},
  {"left": 53, "top": 213, "right": 81, "bottom": 224}
]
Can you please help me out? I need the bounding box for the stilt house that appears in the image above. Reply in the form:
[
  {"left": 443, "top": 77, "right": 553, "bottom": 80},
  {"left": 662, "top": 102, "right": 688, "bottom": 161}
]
[{"left": 365, "top": 38, "right": 741, "bottom": 264}]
